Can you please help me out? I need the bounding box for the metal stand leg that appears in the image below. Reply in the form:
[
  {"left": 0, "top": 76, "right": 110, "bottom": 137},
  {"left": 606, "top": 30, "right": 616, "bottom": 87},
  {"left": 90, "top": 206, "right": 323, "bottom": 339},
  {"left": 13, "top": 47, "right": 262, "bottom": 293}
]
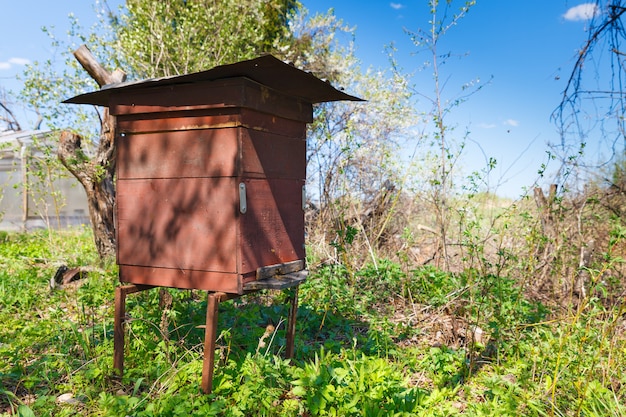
[
  {"left": 113, "top": 286, "right": 126, "bottom": 376},
  {"left": 113, "top": 285, "right": 152, "bottom": 378},
  {"left": 285, "top": 287, "right": 299, "bottom": 359},
  {"left": 202, "top": 292, "right": 225, "bottom": 394},
  {"left": 113, "top": 282, "right": 302, "bottom": 393}
]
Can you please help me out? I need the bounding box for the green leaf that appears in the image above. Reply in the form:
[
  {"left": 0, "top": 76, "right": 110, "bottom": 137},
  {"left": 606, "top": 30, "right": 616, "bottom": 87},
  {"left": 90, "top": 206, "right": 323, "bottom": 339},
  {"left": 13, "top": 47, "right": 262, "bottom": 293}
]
[{"left": 17, "top": 405, "right": 35, "bottom": 417}]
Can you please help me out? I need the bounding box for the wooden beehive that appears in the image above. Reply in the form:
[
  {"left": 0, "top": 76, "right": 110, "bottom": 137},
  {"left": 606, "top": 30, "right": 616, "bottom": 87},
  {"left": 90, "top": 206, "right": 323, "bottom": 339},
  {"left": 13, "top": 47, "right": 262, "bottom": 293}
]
[{"left": 65, "top": 55, "right": 361, "bottom": 294}]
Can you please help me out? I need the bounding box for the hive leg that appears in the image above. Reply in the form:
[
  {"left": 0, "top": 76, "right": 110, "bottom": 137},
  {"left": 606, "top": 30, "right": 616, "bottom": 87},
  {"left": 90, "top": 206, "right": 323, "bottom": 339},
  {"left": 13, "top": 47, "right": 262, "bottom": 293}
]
[
  {"left": 285, "top": 287, "right": 299, "bottom": 359},
  {"left": 113, "top": 286, "right": 127, "bottom": 376},
  {"left": 113, "top": 285, "right": 153, "bottom": 378},
  {"left": 202, "top": 292, "right": 225, "bottom": 394}
]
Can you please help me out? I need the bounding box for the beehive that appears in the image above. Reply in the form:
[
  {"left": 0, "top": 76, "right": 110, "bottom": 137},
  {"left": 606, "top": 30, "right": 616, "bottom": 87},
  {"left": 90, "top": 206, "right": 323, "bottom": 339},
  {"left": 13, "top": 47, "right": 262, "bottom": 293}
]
[{"left": 65, "top": 55, "right": 362, "bottom": 294}]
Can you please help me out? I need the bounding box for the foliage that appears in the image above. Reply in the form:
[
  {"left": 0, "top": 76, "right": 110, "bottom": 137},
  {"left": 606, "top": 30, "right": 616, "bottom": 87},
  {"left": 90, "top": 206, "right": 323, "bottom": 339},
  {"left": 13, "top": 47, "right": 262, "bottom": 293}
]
[
  {"left": 19, "top": 18, "right": 112, "bottom": 139},
  {"left": 3, "top": 1, "right": 626, "bottom": 416},
  {"left": 307, "top": 66, "right": 412, "bottom": 204},
  {"left": 16, "top": 1, "right": 413, "bottom": 265},
  {"left": 285, "top": 8, "right": 414, "bottom": 250},
  {"left": 16, "top": 0, "right": 306, "bottom": 261},
  {"left": 0, "top": 88, "right": 22, "bottom": 131},
  {"left": 1, "top": 229, "right": 625, "bottom": 416},
  {"left": 112, "top": 0, "right": 298, "bottom": 78},
  {"left": 291, "top": 348, "right": 426, "bottom": 416},
  {"left": 401, "top": 0, "right": 484, "bottom": 271},
  {"left": 20, "top": 1, "right": 300, "bottom": 133}
]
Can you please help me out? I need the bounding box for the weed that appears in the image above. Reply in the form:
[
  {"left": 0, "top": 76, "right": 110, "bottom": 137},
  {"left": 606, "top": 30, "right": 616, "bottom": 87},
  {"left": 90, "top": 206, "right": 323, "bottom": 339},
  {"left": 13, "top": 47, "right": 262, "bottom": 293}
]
[{"left": 1, "top": 228, "right": 625, "bottom": 416}]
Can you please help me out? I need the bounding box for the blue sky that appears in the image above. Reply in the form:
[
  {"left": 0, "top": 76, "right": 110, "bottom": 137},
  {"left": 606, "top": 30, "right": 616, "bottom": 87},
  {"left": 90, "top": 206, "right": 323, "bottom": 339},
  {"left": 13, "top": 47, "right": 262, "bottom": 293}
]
[{"left": 0, "top": 1, "right": 600, "bottom": 197}]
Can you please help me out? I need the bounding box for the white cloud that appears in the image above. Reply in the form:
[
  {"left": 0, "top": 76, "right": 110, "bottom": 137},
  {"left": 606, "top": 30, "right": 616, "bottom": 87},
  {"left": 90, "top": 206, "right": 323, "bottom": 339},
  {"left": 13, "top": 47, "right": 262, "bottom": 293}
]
[
  {"left": 504, "top": 119, "right": 519, "bottom": 127},
  {"left": 0, "top": 57, "right": 30, "bottom": 71},
  {"left": 478, "top": 123, "right": 497, "bottom": 129},
  {"left": 390, "top": 2, "right": 404, "bottom": 10},
  {"left": 8, "top": 57, "right": 30, "bottom": 66},
  {"left": 563, "top": 3, "right": 599, "bottom": 21}
]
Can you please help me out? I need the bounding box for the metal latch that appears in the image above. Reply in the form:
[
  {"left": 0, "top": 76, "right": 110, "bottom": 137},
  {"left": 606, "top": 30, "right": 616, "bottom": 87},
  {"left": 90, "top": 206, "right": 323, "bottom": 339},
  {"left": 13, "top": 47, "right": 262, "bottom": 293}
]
[{"left": 239, "top": 183, "right": 247, "bottom": 214}]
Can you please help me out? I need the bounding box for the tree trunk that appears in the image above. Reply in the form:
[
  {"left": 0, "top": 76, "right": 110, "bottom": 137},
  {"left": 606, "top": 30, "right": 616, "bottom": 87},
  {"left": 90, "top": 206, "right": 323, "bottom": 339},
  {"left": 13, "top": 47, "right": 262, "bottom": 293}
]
[
  {"left": 58, "top": 130, "right": 116, "bottom": 258},
  {"left": 58, "top": 45, "right": 126, "bottom": 260},
  {"left": 533, "top": 184, "right": 557, "bottom": 237}
]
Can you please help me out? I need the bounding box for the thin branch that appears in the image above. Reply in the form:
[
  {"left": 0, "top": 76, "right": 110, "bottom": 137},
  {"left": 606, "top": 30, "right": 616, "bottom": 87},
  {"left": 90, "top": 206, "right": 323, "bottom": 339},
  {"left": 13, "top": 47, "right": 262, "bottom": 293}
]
[
  {"left": 0, "top": 100, "right": 21, "bottom": 131},
  {"left": 556, "top": 2, "right": 626, "bottom": 120}
]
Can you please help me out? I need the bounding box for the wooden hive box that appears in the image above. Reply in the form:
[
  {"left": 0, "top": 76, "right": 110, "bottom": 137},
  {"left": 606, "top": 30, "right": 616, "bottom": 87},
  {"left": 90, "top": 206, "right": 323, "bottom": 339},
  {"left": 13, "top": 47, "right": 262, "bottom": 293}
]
[{"left": 65, "top": 55, "right": 362, "bottom": 294}]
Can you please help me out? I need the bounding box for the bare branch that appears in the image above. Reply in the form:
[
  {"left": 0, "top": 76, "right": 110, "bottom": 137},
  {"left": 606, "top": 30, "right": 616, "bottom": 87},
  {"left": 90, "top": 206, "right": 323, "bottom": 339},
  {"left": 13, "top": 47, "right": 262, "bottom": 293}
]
[
  {"left": 0, "top": 98, "right": 21, "bottom": 131},
  {"left": 553, "top": 0, "right": 626, "bottom": 163},
  {"left": 73, "top": 45, "right": 126, "bottom": 86}
]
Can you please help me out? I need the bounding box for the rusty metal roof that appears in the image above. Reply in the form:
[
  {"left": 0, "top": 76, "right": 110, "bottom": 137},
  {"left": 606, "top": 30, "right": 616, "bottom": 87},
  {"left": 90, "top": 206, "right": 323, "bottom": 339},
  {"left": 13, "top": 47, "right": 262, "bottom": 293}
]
[{"left": 64, "top": 55, "right": 363, "bottom": 106}]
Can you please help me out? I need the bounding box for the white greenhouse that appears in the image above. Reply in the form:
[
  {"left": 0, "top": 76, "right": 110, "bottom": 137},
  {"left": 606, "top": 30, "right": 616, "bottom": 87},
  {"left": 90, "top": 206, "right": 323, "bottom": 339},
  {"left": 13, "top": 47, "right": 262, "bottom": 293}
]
[{"left": 0, "top": 130, "right": 90, "bottom": 231}]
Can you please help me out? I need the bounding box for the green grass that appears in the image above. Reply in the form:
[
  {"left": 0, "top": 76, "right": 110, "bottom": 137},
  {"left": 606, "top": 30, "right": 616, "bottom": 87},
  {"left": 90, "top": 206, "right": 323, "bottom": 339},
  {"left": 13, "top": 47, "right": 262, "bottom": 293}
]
[{"left": 0, "top": 229, "right": 625, "bottom": 416}]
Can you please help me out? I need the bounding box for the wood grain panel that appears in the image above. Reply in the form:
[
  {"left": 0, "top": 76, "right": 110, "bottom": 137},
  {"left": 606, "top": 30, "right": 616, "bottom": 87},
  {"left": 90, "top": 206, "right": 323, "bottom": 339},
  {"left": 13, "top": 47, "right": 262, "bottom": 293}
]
[
  {"left": 239, "top": 179, "right": 305, "bottom": 274},
  {"left": 240, "top": 129, "right": 306, "bottom": 180},
  {"left": 116, "top": 108, "right": 306, "bottom": 137},
  {"left": 239, "top": 108, "right": 306, "bottom": 138},
  {"left": 117, "top": 129, "right": 239, "bottom": 179},
  {"left": 113, "top": 76, "right": 311, "bottom": 293},
  {"left": 116, "top": 109, "right": 241, "bottom": 134},
  {"left": 117, "top": 127, "right": 306, "bottom": 180},
  {"left": 119, "top": 265, "right": 242, "bottom": 293},
  {"left": 116, "top": 177, "right": 238, "bottom": 272},
  {"left": 109, "top": 78, "right": 313, "bottom": 123}
]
